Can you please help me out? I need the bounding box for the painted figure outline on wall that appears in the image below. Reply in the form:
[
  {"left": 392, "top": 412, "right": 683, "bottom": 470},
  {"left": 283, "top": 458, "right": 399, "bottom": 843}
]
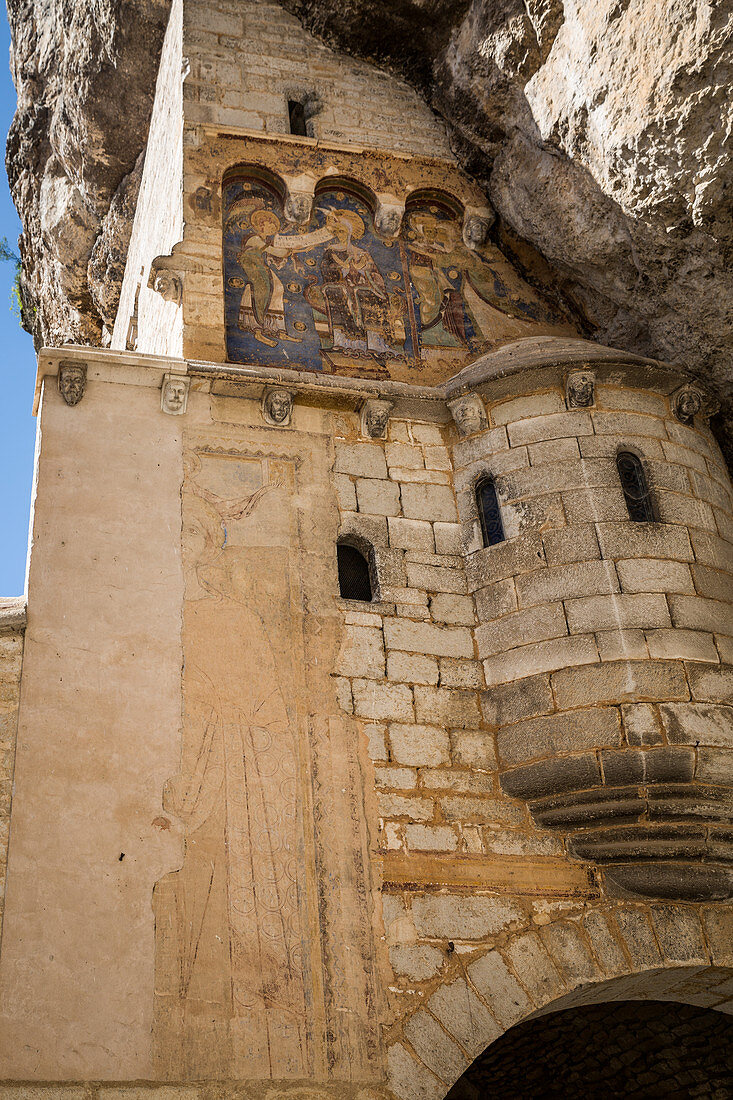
[{"left": 154, "top": 451, "right": 310, "bottom": 1079}]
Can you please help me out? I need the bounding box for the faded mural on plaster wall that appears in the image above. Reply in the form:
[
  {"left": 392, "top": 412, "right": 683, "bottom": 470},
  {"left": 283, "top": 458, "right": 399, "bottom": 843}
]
[
  {"left": 154, "top": 449, "right": 313, "bottom": 1079},
  {"left": 223, "top": 177, "right": 566, "bottom": 378}
]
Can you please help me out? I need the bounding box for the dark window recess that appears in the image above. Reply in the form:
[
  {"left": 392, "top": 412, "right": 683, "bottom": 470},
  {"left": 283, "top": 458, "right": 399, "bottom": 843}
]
[
  {"left": 477, "top": 478, "right": 505, "bottom": 547},
  {"left": 617, "top": 451, "right": 655, "bottom": 522},
  {"left": 337, "top": 542, "right": 373, "bottom": 601},
  {"left": 288, "top": 99, "right": 309, "bottom": 137}
]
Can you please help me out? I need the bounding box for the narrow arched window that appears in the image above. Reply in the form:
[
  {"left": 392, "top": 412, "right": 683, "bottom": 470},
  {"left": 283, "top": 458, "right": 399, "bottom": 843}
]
[
  {"left": 337, "top": 540, "right": 373, "bottom": 601},
  {"left": 476, "top": 477, "right": 505, "bottom": 547},
  {"left": 617, "top": 451, "right": 655, "bottom": 522}
]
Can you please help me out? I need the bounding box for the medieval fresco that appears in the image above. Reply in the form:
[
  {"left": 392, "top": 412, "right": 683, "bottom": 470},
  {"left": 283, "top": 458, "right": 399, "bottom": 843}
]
[{"left": 223, "top": 177, "right": 569, "bottom": 381}]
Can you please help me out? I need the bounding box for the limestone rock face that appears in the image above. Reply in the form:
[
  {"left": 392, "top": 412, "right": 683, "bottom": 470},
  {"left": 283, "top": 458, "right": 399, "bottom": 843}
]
[
  {"left": 5, "top": 0, "right": 732, "bottom": 432},
  {"left": 6, "top": 0, "right": 169, "bottom": 346}
]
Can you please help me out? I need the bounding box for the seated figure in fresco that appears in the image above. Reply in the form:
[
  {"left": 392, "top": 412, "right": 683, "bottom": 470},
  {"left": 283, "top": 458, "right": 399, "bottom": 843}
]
[
  {"left": 305, "top": 208, "right": 406, "bottom": 355},
  {"left": 154, "top": 456, "right": 308, "bottom": 1078},
  {"left": 406, "top": 209, "right": 557, "bottom": 354}
]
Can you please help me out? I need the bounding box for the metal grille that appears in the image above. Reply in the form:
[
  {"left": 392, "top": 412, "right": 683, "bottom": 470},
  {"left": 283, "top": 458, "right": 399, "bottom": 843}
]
[
  {"left": 477, "top": 478, "right": 505, "bottom": 547},
  {"left": 617, "top": 451, "right": 655, "bottom": 522},
  {"left": 337, "top": 543, "right": 373, "bottom": 601}
]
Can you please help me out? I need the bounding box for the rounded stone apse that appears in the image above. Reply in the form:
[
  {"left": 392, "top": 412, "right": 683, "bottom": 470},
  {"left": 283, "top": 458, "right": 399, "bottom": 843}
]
[{"left": 455, "top": 362, "right": 733, "bottom": 902}]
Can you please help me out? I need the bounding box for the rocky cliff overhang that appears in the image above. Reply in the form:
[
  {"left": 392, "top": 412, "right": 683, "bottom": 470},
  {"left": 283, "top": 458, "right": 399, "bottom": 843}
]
[{"left": 5, "top": 0, "right": 732, "bottom": 453}]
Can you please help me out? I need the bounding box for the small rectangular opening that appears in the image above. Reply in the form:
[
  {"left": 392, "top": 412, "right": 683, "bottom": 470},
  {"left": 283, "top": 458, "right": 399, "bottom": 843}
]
[{"left": 288, "top": 99, "right": 308, "bottom": 137}]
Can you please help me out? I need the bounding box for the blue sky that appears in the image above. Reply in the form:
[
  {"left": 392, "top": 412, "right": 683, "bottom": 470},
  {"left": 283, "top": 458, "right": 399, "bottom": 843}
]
[{"left": 0, "top": 9, "right": 41, "bottom": 597}]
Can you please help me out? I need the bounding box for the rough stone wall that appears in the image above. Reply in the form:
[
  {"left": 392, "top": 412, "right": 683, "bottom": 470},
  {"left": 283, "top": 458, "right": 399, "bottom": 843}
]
[
  {"left": 332, "top": 381, "right": 733, "bottom": 901},
  {"left": 283, "top": 0, "right": 733, "bottom": 446},
  {"left": 6, "top": 0, "right": 170, "bottom": 345},
  {"left": 183, "top": 0, "right": 452, "bottom": 155},
  {"left": 2, "top": 353, "right": 733, "bottom": 1095},
  {"left": 7, "top": 0, "right": 733, "bottom": 461},
  {"left": 332, "top": 418, "right": 548, "bottom": 877},
  {"left": 115, "top": 0, "right": 454, "bottom": 359},
  {"left": 0, "top": 605, "right": 24, "bottom": 946}
]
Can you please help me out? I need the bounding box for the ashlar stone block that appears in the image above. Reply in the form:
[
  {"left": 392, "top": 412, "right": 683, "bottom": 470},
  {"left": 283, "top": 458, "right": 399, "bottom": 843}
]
[
  {"left": 516, "top": 560, "right": 619, "bottom": 608},
  {"left": 496, "top": 707, "right": 621, "bottom": 767},
  {"left": 565, "top": 592, "right": 671, "bottom": 633},
  {"left": 483, "top": 635, "right": 599, "bottom": 687},
  {"left": 387, "top": 651, "right": 440, "bottom": 686},
  {"left": 389, "top": 944, "right": 445, "bottom": 981},
  {"left": 467, "top": 949, "right": 534, "bottom": 1026},
  {"left": 335, "top": 442, "right": 387, "bottom": 479},
  {"left": 412, "top": 895, "right": 524, "bottom": 940},
  {"left": 335, "top": 625, "right": 385, "bottom": 679},
  {"left": 617, "top": 558, "right": 694, "bottom": 594},
  {"left": 356, "top": 477, "right": 401, "bottom": 516},
  {"left": 551, "top": 660, "right": 689, "bottom": 709},
  {"left": 403, "top": 1009, "right": 468, "bottom": 1084},
  {"left": 430, "top": 593, "right": 475, "bottom": 625},
  {"left": 476, "top": 602, "right": 567, "bottom": 659},
  {"left": 352, "top": 679, "right": 413, "bottom": 722},
  {"left": 414, "top": 685, "right": 482, "bottom": 729},
  {"left": 538, "top": 921, "right": 597, "bottom": 985},
  {"left": 405, "top": 824, "right": 458, "bottom": 852},
  {"left": 433, "top": 522, "right": 463, "bottom": 556},
  {"left": 384, "top": 619, "right": 473, "bottom": 659},
  {"left": 388, "top": 517, "right": 435, "bottom": 552},
  {"left": 427, "top": 977, "right": 501, "bottom": 1058},
  {"left": 503, "top": 931, "right": 566, "bottom": 1005},
  {"left": 387, "top": 1043, "right": 443, "bottom": 1100},
  {"left": 377, "top": 793, "right": 435, "bottom": 821},
  {"left": 401, "top": 482, "right": 458, "bottom": 522},
  {"left": 390, "top": 723, "right": 450, "bottom": 766}
]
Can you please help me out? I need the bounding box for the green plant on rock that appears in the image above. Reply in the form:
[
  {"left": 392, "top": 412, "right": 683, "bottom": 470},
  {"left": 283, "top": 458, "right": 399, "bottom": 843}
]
[{"left": 0, "top": 236, "right": 23, "bottom": 321}]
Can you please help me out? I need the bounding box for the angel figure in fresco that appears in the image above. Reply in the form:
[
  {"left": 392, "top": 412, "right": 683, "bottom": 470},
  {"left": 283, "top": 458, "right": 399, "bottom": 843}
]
[
  {"left": 234, "top": 208, "right": 304, "bottom": 347},
  {"left": 406, "top": 211, "right": 556, "bottom": 352},
  {"left": 305, "top": 208, "right": 406, "bottom": 354},
  {"left": 155, "top": 454, "right": 307, "bottom": 1077}
]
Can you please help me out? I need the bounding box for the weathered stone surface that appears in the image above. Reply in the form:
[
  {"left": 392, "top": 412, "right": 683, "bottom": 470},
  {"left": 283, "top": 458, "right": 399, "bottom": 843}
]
[
  {"left": 6, "top": 0, "right": 171, "bottom": 345},
  {"left": 9, "top": 0, "right": 733, "bottom": 464}
]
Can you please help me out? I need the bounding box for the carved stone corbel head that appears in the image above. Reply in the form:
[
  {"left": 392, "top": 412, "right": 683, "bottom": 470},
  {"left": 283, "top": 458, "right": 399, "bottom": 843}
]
[
  {"left": 262, "top": 386, "right": 294, "bottom": 426},
  {"left": 284, "top": 189, "right": 314, "bottom": 226},
  {"left": 672, "top": 383, "right": 707, "bottom": 425},
  {"left": 361, "top": 398, "right": 393, "bottom": 439},
  {"left": 462, "top": 206, "right": 494, "bottom": 251},
  {"left": 152, "top": 270, "right": 183, "bottom": 306},
  {"left": 448, "top": 392, "right": 488, "bottom": 437},
  {"left": 374, "top": 197, "right": 405, "bottom": 240},
  {"left": 566, "top": 369, "right": 595, "bottom": 408},
  {"left": 58, "top": 361, "right": 87, "bottom": 407},
  {"left": 161, "top": 373, "right": 190, "bottom": 415}
]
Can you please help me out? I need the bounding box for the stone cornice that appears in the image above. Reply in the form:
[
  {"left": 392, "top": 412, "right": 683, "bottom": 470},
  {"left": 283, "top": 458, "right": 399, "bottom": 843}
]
[{"left": 35, "top": 336, "right": 716, "bottom": 420}]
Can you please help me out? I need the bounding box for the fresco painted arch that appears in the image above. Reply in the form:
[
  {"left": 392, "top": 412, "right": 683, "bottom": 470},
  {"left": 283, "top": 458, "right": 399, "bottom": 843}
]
[{"left": 222, "top": 171, "right": 572, "bottom": 382}]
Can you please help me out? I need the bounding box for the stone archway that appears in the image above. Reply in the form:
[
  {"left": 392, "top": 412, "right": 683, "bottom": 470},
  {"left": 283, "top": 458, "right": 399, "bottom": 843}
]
[
  {"left": 445, "top": 998, "right": 733, "bottom": 1098},
  {"left": 386, "top": 906, "right": 733, "bottom": 1100}
]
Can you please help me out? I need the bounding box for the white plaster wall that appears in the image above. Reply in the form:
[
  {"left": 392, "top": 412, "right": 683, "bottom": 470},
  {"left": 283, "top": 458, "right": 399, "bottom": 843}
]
[
  {"left": 0, "top": 377, "right": 184, "bottom": 1078},
  {"left": 112, "top": 0, "right": 185, "bottom": 357}
]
